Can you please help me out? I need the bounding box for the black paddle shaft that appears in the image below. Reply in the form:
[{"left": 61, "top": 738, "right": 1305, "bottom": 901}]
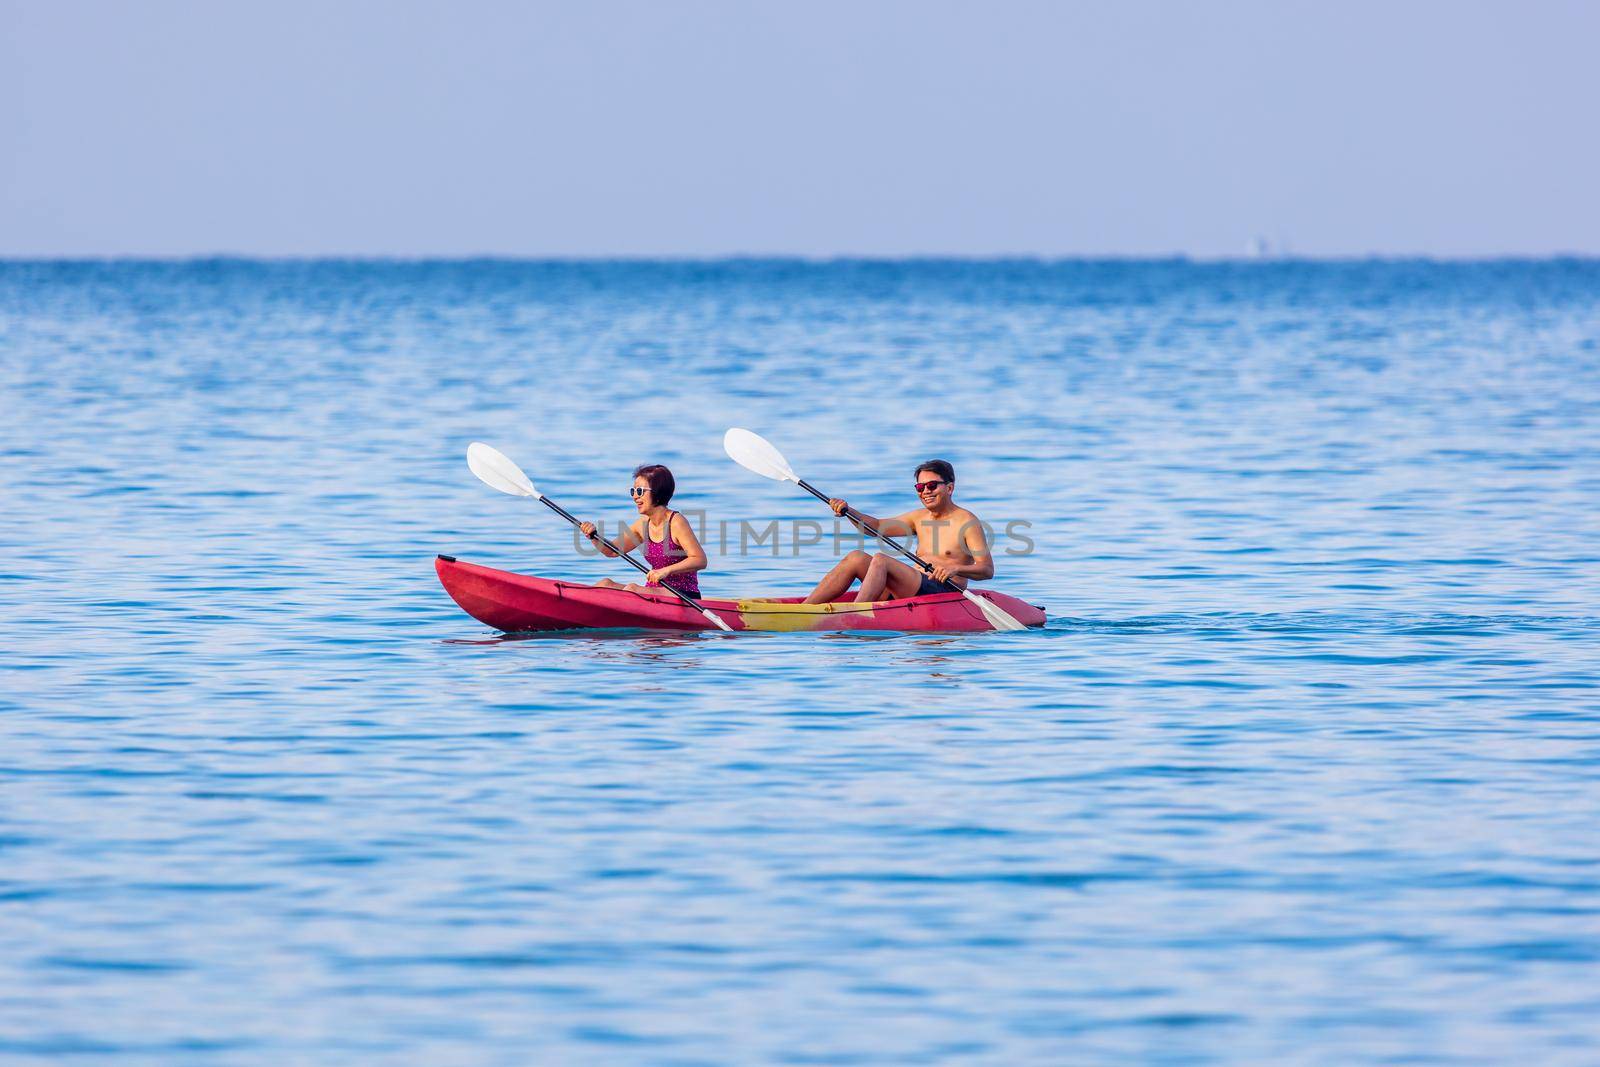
[
  {"left": 794, "top": 478, "right": 960, "bottom": 593},
  {"left": 535, "top": 495, "right": 713, "bottom": 613}
]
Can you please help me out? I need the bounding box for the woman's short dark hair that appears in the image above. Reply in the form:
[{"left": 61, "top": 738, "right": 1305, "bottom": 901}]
[
  {"left": 632, "top": 463, "right": 676, "bottom": 506},
  {"left": 915, "top": 459, "right": 955, "bottom": 484}
]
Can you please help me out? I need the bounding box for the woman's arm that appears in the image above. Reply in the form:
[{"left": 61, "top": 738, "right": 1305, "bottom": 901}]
[{"left": 579, "top": 518, "right": 643, "bottom": 558}]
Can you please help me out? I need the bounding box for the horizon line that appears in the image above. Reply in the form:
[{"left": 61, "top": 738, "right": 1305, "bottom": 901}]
[{"left": 4, "top": 252, "right": 1600, "bottom": 265}]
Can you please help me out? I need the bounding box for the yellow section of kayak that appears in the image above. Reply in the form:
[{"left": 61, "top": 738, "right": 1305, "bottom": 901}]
[{"left": 733, "top": 598, "right": 879, "bottom": 632}]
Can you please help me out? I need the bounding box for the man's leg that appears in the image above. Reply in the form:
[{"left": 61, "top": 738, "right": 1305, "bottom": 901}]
[
  {"left": 857, "top": 552, "right": 926, "bottom": 602},
  {"left": 804, "top": 550, "right": 872, "bottom": 604}
]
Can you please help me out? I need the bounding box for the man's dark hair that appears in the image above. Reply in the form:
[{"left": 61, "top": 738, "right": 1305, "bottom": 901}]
[
  {"left": 915, "top": 459, "right": 955, "bottom": 484},
  {"left": 632, "top": 463, "right": 676, "bottom": 506}
]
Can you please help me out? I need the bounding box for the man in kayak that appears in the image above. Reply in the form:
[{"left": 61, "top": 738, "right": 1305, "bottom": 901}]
[{"left": 803, "top": 459, "right": 997, "bottom": 604}]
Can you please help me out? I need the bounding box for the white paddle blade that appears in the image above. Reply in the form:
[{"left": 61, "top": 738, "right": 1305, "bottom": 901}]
[
  {"left": 702, "top": 607, "right": 734, "bottom": 632},
  {"left": 966, "top": 589, "right": 1028, "bottom": 632},
  {"left": 723, "top": 428, "right": 799, "bottom": 483},
  {"left": 467, "top": 442, "right": 540, "bottom": 499}
]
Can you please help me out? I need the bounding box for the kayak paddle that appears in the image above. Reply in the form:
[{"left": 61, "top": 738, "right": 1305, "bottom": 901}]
[
  {"left": 721, "top": 428, "right": 1028, "bottom": 632},
  {"left": 466, "top": 442, "right": 733, "bottom": 632}
]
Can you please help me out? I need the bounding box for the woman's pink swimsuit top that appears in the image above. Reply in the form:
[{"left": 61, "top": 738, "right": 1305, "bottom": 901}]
[{"left": 644, "top": 511, "right": 700, "bottom": 597}]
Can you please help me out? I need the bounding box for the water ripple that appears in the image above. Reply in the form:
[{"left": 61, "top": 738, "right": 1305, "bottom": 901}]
[{"left": 2, "top": 260, "right": 1599, "bottom": 1064}]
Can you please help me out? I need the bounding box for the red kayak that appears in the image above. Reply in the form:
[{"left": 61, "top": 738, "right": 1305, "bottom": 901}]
[{"left": 435, "top": 555, "right": 1046, "bottom": 633}]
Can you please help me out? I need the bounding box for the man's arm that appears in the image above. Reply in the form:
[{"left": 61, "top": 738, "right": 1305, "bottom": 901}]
[
  {"left": 960, "top": 518, "right": 997, "bottom": 579},
  {"left": 879, "top": 511, "right": 918, "bottom": 539},
  {"left": 828, "top": 499, "right": 914, "bottom": 539}
]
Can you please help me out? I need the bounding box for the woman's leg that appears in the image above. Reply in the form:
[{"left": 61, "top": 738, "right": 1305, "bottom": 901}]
[{"left": 598, "top": 579, "right": 665, "bottom": 596}]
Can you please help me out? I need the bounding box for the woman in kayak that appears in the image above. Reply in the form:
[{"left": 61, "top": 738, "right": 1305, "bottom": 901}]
[{"left": 578, "top": 464, "right": 709, "bottom": 600}]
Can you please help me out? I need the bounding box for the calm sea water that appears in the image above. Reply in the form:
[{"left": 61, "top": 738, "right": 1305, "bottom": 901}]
[{"left": 2, "top": 259, "right": 1598, "bottom": 1064}]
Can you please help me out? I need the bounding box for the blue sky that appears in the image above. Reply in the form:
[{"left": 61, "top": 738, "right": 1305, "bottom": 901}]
[{"left": 3, "top": 0, "right": 1595, "bottom": 256}]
